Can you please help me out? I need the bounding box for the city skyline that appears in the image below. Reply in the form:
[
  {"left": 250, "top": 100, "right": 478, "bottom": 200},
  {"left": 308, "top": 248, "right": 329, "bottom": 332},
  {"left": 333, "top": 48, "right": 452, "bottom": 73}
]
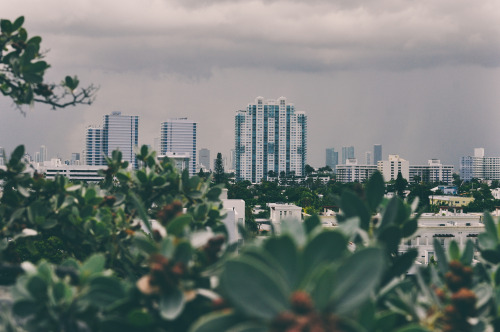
[{"left": 1, "top": 1, "right": 499, "bottom": 169}]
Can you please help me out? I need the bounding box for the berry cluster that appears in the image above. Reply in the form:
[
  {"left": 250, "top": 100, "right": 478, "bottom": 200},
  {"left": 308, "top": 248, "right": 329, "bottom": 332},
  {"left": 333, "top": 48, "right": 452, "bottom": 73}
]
[
  {"left": 156, "top": 200, "right": 183, "bottom": 225},
  {"left": 137, "top": 254, "right": 186, "bottom": 295},
  {"left": 271, "top": 291, "right": 341, "bottom": 332}
]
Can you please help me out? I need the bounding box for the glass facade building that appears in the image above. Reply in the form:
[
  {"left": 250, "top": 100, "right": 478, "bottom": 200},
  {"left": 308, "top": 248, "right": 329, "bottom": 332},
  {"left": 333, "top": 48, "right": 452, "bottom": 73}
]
[
  {"left": 235, "top": 96, "right": 307, "bottom": 183},
  {"left": 160, "top": 118, "right": 197, "bottom": 176}
]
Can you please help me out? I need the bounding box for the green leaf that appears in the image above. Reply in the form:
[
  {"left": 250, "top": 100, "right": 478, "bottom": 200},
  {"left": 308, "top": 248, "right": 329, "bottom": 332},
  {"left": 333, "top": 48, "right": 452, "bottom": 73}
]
[
  {"left": 174, "top": 241, "right": 193, "bottom": 265},
  {"left": 206, "top": 187, "right": 222, "bottom": 201},
  {"left": 280, "top": 218, "right": 306, "bottom": 247},
  {"left": 85, "top": 276, "right": 125, "bottom": 308},
  {"left": 340, "top": 190, "right": 370, "bottom": 231},
  {"left": 1, "top": 19, "right": 13, "bottom": 34},
  {"left": 81, "top": 254, "right": 105, "bottom": 276},
  {"left": 23, "top": 61, "right": 48, "bottom": 74},
  {"left": 220, "top": 256, "right": 289, "bottom": 320},
  {"left": 136, "top": 170, "right": 147, "bottom": 184},
  {"left": 433, "top": 239, "right": 448, "bottom": 274},
  {"left": 27, "top": 275, "right": 47, "bottom": 301},
  {"left": 167, "top": 214, "right": 192, "bottom": 236},
  {"left": 159, "top": 287, "right": 185, "bottom": 320},
  {"left": 380, "top": 196, "right": 406, "bottom": 229},
  {"left": 449, "top": 241, "right": 460, "bottom": 261},
  {"left": 395, "top": 325, "right": 432, "bottom": 332},
  {"left": 301, "top": 231, "right": 347, "bottom": 278},
  {"left": 133, "top": 234, "right": 157, "bottom": 255},
  {"left": 378, "top": 226, "right": 402, "bottom": 254},
  {"left": 160, "top": 237, "right": 175, "bottom": 259},
  {"left": 479, "top": 232, "right": 498, "bottom": 251},
  {"left": 402, "top": 218, "right": 418, "bottom": 238},
  {"left": 366, "top": 171, "right": 385, "bottom": 212},
  {"left": 331, "top": 248, "right": 384, "bottom": 314},
  {"left": 304, "top": 214, "right": 320, "bottom": 234},
  {"left": 27, "top": 36, "right": 42, "bottom": 45},
  {"left": 22, "top": 72, "right": 43, "bottom": 84},
  {"left": 130, "top": 192, "right": 152, "bottom": 233},
  {"left": 228, "top": 321, "right": 267, "bottom": 332},
  {"left": 12, "top": 300, "right": 37, "bottom": 317},
  {"left": 460, "top": 240, "right": 474, "bottom": 266},
  {"left": 127, "top": 309, "right": 154, "bottom": 327},
  {"left": 484, "top": 213, "right": 498, "bottom": 242},
  {"left": 10, "top": 145, "right": 25, "bottom": 163},
  {"left": 264, "top": 235, "right": 298, "bottom": 287},
  {"left": 188, "top": 311, "right": 241, "bottom": 332},
  {"left": 12, "top": 16, "right": 24, "bottom": 30},
  {"left": 308, "top": 265, "right": 337, "bottom": 311},
  {"left": 481, "top": 249, "right": 500, "bottom": 264}
]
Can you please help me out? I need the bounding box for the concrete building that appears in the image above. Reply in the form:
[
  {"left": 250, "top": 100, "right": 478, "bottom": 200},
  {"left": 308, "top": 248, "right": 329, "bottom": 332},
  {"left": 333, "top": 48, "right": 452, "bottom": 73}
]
[
  {"left": 161, "top": 118, "right": 197, "bottom": 176},
  {"left": 85, "top": 126, "right": 105, "bottom": 166},
  {"left": 325, "top": 148, "right": 338, "bottom": 172},
  {"left": 365, "top": 151, "right": 372, "bottom": 165},
  {"left": 199, "top": 148, "right": 210, "bottom": 170},
  {"left": 336, "top": 159, "right": 378, "bottom": 183},
  {"left": 235, "top": 96, "right": 307, "bottom": 183},
  {"left": 267, "top": 203, "right": 303, "bottom": 234},
  {"left": 460, "top": 148, "right": 500, "bottom": 181},
  {"left": 409, "top": 159, "right": 454, "bottom": 184},
  {"left": 373, "top": 144, "right": 382, "bottom": 165},
  {"left": 0, "top": 147, "right": 5, "bottom": 166},
  {"left": 378, "top": 155, "right": 410, "bottom": 181},
  {"left": 341, "top": 146, "right": 354, "bottom": 165},
  {"left": 36, "top": 158, "right": 105, "bottom": 182},
  {"left": 104, "top": 112, "right": 139, "bottom": 169},
  {"left": 429, "top": 195, "right": 474, "bottom": 207},
  {"left": 159, "top": 152, "right": 191, "bottom": 174}
]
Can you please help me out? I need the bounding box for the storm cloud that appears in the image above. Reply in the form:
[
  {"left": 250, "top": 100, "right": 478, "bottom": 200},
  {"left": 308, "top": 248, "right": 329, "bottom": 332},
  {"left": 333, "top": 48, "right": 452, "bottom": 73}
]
[{"left": 1, "top": 0, "right": 499, "bottom": 168}]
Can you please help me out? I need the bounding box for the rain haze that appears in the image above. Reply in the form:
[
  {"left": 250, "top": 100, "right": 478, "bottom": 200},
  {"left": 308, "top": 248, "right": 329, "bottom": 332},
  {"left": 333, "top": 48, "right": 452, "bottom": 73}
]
[{"left": 1, "top": 0, "right": 500, "bottom": 169}]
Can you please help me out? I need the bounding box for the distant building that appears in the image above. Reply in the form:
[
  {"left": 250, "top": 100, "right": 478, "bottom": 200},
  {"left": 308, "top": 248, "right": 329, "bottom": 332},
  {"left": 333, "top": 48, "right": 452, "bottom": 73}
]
[
  {"left": 160, "top": 118, "right": 197, "bottom": 176},
  {"left": 373, "top": 144, "right": 382, "bottom": 165},
  {"left": 220, "top": 189, "right": 245, "bottom": 244},
  {"left": 429, "top": 195, "right": 474, "bottom": 207},
  {"left": 378, "top": 155, "right": 409, "bottom": 181},
  {"left": 235, "top": 96, "right": 307, "bottom": 183},
  {"left": 365, "top": 151, "right": 372, "bottom": 165},
  {"left": 409, "top": 159, "right": 454, "bottom": 184},
  {"left": 199, "top": 148, "right": 210, "bottom": 170},
  {"left": 0, "top": 147, "right": 5, "bottom": 166},
  {"left": 460, "top": 148, "right": 500, "bottom": 181},
  {"left": 341, "top": 146, "right": 354, "bottom": 165},
  {"left": 37, "top": 158, "right": 105, "bottom": 182},
  {"left": 86, "top": 126, "right": 105, "bottom": 166},
  {"left": 104, "top": 112, "right": 139, "bottom": 169},
  {"left": 159, "top": 152, "right": 191, "bottom": 174},
  {"left": 325, "top": 148, "right": 338, "bottom": 172},
  {"left": 336, "top": 159, "right": 377, "bottom": 183}
]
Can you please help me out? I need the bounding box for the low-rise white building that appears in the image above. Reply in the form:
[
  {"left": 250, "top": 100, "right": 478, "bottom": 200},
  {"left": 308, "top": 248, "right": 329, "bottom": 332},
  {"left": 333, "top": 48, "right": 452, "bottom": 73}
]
[
  {"left": 336, "top": 159, "right": 377, "bottom": 183},
  {"left": 267, "top": 203, "right": 302, "bottom": 234},
  {"left": 409, "top": 159, "right": 454, "bottom": 184},
  {"left": 220, "top": 189, "right": 245, "bottom": 244},
  {"left": 36, "top": 159, "right": 106, "bottom": 182},
  {"left": 378, "top": 155, "right": 410, "bottom": 181}
]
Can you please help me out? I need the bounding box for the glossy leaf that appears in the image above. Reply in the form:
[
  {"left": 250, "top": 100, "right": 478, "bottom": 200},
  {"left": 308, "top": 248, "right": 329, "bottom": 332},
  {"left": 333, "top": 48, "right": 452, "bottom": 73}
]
[
  {"left": 159, "top": 287, "right": 185, "bottom": 320},
  {"left": 189, "top": 311, "right": 241, "bottom": 332},
  {"left": 366, "top": 171, "right": 385, "bottom": 212}
]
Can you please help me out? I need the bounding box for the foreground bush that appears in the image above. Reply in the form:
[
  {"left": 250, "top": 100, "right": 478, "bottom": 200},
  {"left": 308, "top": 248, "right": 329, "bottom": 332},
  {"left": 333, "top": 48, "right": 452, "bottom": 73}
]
[{"left": 1, "top": 145, "right": 500, "bottom": 331}]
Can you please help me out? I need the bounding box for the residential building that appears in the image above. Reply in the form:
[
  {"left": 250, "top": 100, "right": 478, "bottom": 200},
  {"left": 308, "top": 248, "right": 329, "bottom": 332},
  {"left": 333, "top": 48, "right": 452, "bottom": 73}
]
[
  {"left": 336, "top": 159, "right": 378, "bottom": 183},
  {"left": 160, "top": 152, "right": 191, "bottom": 174},
  {"left": 0, "top": 147, "right": 5, "bottom": 166},
  {"left": 460, "top": 148, "right": 500, "bottom": 181},
  {"left": 235, "top": 96, "right": 307, "bottom": 183},
  {"left": 85, "top": 126, "right": 105, "bottom": 166},
  {"left": 160, "top": 118, "right": 197, "bottom": 176},
  {"left": 103, "top": 112, "right": 139, "bottom": 169},
  {"left": 429, "top": 195, "right": 474, "bottom": 207},
  {"left": 341, "top": 146, "right": 354, "bottom": 165},
  {"left": 409, "top": 159, "right": 454, "bottom": 184},
  {"left": 199, "top": 148, "right": 210, "bottom": 170},
  {"left": 373, "top": 144, "right": 382, "bottom": 165},
  {"left": 36, "top": 158, "right": 105, "bottom": 182},
  {"left": 325, "top": 148, "right": 338, "bottom": 172},
  {"left": 220, "top": 189, "right": 245, "bottom": 244},
  {"left": 378, "top": 155, "right": 410, "bottom": 181}
]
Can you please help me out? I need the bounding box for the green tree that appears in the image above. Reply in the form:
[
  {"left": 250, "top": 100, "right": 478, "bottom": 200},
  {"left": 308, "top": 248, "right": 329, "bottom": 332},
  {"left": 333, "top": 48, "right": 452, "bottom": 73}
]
[
  {"left": 1, "top": 17, "right": 97, "bottom": 110},
  {"left": 394, "top": 171, "right": 408, "bottom": 198},
  {"left": 214, "top": 152, "right": 225, "bottom": 184}
]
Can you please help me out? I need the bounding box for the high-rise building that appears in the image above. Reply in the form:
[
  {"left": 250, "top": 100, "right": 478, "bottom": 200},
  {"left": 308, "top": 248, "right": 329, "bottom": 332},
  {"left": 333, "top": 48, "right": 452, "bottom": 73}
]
[
  {"left": 40, "top": 145, "right": 48, "bottom": 163},
  {"left": 460, "top": 148, "right": 500, "bottom": 181},
  {"left": 160, "top": 118, "right": 197, "bottom": 175},
  {"left": 365, "top": 151, "right": 372, "bottom": 165},
  {"left": 199, "top": 148, "right": 210, "bottom": 170},
  {"left": 86, "top": 126, "right": 105, "bottom": 166},
  {"left": 103, "top": 112, "right": 139, "bottom": 169},
  {"left": 325, "top": 148, "right": 338, "bottom": 172},
  {"left": 235, "top": 96, "right": 307, "bottom": 183},
  {"left": 336, "top": 159, "right": 378, "bottom": 183},
  {"left": 341, "top": 146, "right": 354, "bottom": 165},
  {"left": 373, "top": 144, "right": 382, "bottom": 165}
]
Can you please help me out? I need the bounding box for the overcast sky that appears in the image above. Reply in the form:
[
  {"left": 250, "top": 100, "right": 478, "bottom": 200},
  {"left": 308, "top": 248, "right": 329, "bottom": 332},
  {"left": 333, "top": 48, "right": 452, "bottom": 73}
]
[{"left": 1, "top": 0, "right": 500, "bottom": 169}]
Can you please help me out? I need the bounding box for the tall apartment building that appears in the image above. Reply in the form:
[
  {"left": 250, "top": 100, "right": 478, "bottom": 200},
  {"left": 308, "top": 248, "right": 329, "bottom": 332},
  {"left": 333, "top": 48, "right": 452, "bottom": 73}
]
[
  {"left": 235, "top": 96, "right": 307, "bottom": 183},
  {"left": 325, "top": 148, "right": 338, "bottom": 172},
  {"left": 160, "top": 118, "right": 197, "bottom": 176},
  {"left": 365, "top": 151, "right": 372, "bottom": 165},
  {"left": 341, "top": 146, "right": 354, "bottom": 165},
  {"left": 0, "top": 147, "right": 5, "bottom": 166},
  {"left": 409, "top": 159, "right": 454, "bottom": 184},
  {"left": 85, "top": 126, "right": 105, "bottom": 166},
  {"left": 373, "top": 144, "right": 382, "bottom": 165},
  {"left": 378, "top": 155, "right": 409, "bottom": 181},
  {"left": 460, "top": 148, "right": 500, "bottom": 181},
  {"left": 104, "top": 112, "right": 139, "bottom": 169},
  {"left": 199, "top": 148, "right": 210, "bottom": 170}
]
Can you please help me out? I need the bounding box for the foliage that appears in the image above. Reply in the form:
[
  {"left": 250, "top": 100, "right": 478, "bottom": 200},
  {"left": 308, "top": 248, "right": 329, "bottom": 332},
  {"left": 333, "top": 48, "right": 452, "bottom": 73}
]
[
  {"left": 3, "top": 150, "right": 500, "bottom": 331},
  {"left": 213, "top": 152, "right": 225, "bottom": 185},
  {"left": 0, "top": 16, "right": 97, "bottom": 110}
]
